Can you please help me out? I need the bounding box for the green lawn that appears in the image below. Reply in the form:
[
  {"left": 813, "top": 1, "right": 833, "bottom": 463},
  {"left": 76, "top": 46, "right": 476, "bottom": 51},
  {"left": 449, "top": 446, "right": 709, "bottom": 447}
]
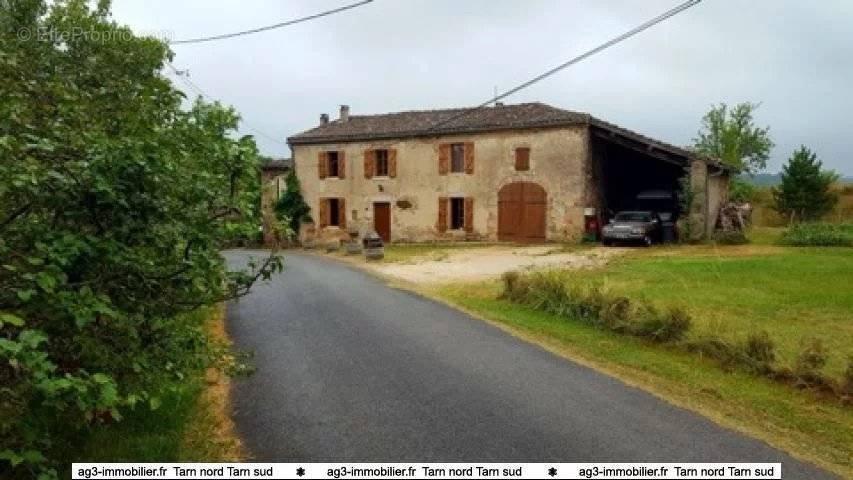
[
  {"left": 571, "top": 247, "right": 853, "bottom": 376},
  {"left": 427, "top": 243, "right": 852, "bottom": 477}
]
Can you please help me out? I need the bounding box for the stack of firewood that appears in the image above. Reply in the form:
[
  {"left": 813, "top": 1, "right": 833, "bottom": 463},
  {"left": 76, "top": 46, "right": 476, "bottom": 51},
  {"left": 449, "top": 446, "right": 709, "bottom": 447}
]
[{"left": 716, "top": 202, "right": 753, "bottom": 232}]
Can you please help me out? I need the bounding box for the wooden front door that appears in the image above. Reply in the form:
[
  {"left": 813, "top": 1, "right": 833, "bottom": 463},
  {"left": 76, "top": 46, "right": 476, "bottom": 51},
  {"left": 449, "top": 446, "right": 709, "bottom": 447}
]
[
  {"left": 498, "top": 182, "right": 546, "bottom": 242},
  {"left": 373, "top": 202, "right": 391, "bottom": 243}
]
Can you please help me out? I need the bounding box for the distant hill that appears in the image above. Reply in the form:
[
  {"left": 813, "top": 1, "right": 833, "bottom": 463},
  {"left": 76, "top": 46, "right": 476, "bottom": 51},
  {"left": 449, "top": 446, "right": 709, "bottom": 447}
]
[{"left": 740, "top": 173, "right": 853, "bottom": 186}]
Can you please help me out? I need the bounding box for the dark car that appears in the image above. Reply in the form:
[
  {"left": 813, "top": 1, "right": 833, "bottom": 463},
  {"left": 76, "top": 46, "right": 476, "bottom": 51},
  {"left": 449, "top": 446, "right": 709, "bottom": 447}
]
[{"left": 601, "top": 211, "right": 661, "bottom": 246}]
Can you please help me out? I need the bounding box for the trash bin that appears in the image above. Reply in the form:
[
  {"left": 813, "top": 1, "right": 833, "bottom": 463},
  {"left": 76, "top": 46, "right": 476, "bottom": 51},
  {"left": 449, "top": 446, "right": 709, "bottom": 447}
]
[
  {"left": 660, "top": 212, "right": 676, "bottom": 243},
  {"left": 362, "top": 232, "right": 384, "bottom": 260}
]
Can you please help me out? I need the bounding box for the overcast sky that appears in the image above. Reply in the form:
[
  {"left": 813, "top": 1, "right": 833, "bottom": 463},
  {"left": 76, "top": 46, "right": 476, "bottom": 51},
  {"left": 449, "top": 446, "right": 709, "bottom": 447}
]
[{"left": 110, "top": 0, "right": 853, "bottom": 175}]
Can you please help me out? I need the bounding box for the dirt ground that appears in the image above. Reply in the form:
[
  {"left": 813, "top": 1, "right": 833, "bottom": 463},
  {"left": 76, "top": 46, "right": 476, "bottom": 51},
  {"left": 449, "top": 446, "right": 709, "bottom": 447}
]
[{"left": 369, "top": 245, "right": 626, "bottom": 284}]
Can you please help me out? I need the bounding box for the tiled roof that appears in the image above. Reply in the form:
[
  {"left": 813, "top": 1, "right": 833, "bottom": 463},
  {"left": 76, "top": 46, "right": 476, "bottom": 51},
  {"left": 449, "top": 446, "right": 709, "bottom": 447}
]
[
  {"left": 259, "top": 157, "right": 293, "bottom": 171},
  {"left": 287, "top": 102, "right": 589, "bottom": 144},
  {"left": 287, "top": 102, "right": 729, "bottom": 169}
]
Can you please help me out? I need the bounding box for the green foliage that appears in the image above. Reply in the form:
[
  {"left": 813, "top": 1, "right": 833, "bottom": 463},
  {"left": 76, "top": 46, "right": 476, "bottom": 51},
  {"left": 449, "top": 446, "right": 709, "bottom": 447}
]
[
  {"left": 693, "top": 102, "right": 774, "bottom": 174},
  {"left": 686, "top": 333, "right": 776, "bottom": 376},
  {"left": 500, "top": 270, "right": 690, "bottom": 343},
  {"left": 778, "top": 223, "right": 852, "bottom": 247},
  {"left": 772, "top": 146, "right": 838, "bottom": 221},
  {"left": 677, "top": 175, "right": 696, "bottom": 242},
  {"left": 504, "top": 267, "right": 850, "bottom": 400},
  {"left": 728, "top": 176, "right": 757, "bottom": 203},
  {"left": 843, "top": 357, "right": 853, "bottom": 398},
  {"left": 274, "top": 170, "right": 312, "bottom": 237},
  {"left": 794, "top": 339, "right": 829, "bottom": 387},
  {"left": 0, "top": 1, "right": 281, "bottom": 476}
]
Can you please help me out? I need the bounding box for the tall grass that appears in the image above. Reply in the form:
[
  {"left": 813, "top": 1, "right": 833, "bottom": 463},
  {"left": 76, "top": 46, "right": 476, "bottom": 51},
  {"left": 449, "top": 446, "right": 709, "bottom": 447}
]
[
  {"left": 778, "top": 223, "right": 853, "bottom": 247},
  {"left": 501, "top": 270, "right": 690, "bottom": 343},
  {"left": 501, "top": 269, "right": 852, "bottom": 403}
]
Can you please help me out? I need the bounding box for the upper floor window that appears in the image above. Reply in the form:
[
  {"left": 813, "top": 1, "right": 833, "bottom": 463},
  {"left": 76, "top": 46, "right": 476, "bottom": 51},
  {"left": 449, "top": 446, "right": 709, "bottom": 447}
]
[
  {"left": 327, "top": 151, "right": 340, "bottom": 177},
  {"left": 375, "top": 149, "right": 389, "bottom": 176},
  {"left": 515, "top": 147, "right": 530, "bottom": 171},
  {"left": 450, "top": 143, "right": 465, "bottom": 173}
]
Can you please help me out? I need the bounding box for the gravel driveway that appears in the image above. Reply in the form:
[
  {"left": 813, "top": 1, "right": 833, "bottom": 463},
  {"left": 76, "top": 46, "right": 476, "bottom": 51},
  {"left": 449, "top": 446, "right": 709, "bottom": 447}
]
[{"left": 373, "top": 245, "right": 624, "bottom": 283}]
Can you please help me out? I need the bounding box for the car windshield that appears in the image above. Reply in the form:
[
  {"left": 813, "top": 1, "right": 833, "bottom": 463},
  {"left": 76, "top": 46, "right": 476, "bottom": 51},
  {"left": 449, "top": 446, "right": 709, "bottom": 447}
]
[{"left": 614, "top": 212, "right": 652, "bottom": 222}]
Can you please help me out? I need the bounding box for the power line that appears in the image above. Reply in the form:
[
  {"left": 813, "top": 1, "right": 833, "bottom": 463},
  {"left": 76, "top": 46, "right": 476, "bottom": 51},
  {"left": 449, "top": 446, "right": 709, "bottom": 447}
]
[
  {"left": 169, "top": 0, "right": 373, "bottom": 45},
  {"left": 429, "top": 0, "right": 702, "bottom": 132},
  {"left": 164, "top": 61, "right": 288, "bottom": 148}
]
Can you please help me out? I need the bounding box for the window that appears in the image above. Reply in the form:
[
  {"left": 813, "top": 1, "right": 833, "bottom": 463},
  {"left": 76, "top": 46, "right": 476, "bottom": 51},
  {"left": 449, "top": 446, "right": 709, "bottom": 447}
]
[
  {"left": 450, "top": 143, "right": 464, "bottom": 173},
  {"left": 328, "top": 198, "right": 340, "bottom": 226},
  {"left": 450, "top": 197, "right": 465, "bottom": 230},
  {"left": 515, "top": 147, "right": 530, "bottom": 171},
  {"left": 327, "top": 151, "right": 339, "bottom": 177},
  {"left": 375, "top": 149, "right": 389, "bottom": 176}
]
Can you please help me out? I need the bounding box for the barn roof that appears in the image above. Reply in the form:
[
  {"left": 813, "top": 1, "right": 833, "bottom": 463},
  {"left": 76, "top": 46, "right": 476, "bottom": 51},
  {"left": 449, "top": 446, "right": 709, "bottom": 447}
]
[{"left": 287, "top": 102, "right": 728, "bottom": 170}]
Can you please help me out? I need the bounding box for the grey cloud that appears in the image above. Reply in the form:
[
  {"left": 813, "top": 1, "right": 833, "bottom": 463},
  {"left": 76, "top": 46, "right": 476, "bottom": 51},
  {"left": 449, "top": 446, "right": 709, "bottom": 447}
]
[{"left": 112, "top": 0, "right": 853, "bottom": 174}]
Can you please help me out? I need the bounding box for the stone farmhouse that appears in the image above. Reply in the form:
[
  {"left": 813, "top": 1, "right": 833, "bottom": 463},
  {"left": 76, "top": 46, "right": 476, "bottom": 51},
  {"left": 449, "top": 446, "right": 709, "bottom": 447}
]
[{"left": 266, "top": 102, "right": 729, "bottom": 244}]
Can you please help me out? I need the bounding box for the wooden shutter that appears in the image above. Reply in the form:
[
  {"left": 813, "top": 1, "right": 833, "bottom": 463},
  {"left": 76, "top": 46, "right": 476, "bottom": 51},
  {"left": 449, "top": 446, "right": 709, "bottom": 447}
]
[
  {"left": 338, "top": 198, "right": 346, "bottom": 229},
  {"left": 515, "top": 147, "right": 530, "bottom": 171},
  {"left": 388, "top": 149, "right": 397, "bottom": 178},
  {"left": 438, "top": 144, "right": 449, "bottom": 175},
  {"left": 363, "top": 149, "right": 374, "bottom": 179},
  {"left": 318, "top": 152, "right": 327, "bottom": 179},
  {"left": 464, "top": 197, "right": 474, "bottom": 233},
  {"left": 437, "top": 197, "right": 448, "bottom": 232},
  {"left": 338, "top": 151, "right": 346, "bottom": 179},
  {"left": 318, "top": 199, "right": 328, "bottom": 228},
  {"left": 464, "top": 142, "right": 474, "bottom": 174}
]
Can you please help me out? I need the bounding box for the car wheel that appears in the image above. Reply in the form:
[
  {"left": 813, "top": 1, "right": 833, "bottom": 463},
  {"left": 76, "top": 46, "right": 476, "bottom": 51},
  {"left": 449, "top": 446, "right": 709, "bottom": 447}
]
[{"left": 643, "top": 236, "right": 653, "bottom": 247}]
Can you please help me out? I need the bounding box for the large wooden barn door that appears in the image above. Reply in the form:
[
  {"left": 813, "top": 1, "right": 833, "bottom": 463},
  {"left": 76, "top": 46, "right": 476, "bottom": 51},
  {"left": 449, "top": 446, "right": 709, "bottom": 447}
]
[{"left": 498, "top": 182, "right": 546, "bottom": 243}]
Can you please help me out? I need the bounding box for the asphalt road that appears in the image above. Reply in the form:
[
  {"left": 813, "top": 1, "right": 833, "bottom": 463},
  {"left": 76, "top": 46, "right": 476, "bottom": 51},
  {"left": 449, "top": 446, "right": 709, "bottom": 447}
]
[{"left": 223, "top": 250, "right": 832, "bottom": 478}]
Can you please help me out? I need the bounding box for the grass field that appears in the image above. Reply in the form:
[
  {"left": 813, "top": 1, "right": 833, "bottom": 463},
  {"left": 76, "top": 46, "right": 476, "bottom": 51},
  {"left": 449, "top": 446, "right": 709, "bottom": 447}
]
[
  {"left": 426, "top": 234, "right": 852, "bottom": 476},
  {"left": 573, "top": 246, "right": 853, "bottom": 376}
]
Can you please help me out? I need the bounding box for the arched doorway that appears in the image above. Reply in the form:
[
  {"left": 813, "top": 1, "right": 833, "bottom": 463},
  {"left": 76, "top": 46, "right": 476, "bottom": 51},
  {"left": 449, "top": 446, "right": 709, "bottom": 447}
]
[{"left": 498, "top": 182, "right": 546, "bottom": 242}]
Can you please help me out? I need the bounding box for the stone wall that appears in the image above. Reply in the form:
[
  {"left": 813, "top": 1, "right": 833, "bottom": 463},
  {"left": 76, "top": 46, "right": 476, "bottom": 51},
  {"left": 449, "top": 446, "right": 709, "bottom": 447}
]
[
  {"left": 292, "top": 126, "right": 590, "bottom": 243},
  {"left": 260, "top": 168, "right": 287, "bottom": 245}
]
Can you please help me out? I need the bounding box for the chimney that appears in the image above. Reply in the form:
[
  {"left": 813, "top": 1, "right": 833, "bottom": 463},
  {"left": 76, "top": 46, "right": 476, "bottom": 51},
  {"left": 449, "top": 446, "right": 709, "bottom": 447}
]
[
  {"left": 339, "top": 104, "right": 350, "bottom": 122},
  {"left": 320, "top": 113, "right": 329, "bottom": 126}
]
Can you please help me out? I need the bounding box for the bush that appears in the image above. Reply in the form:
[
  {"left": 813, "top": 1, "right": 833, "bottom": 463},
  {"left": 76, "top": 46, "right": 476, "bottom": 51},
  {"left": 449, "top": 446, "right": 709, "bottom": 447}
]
[
  {"left": 632, "top": 305, "right": 691, "bottom": 343},
  {"left": 500, "top": 271, "right": 691, "bottom": 343},
  {"left": 729, "top": 177, "right": 758, "bottom": 203},
  {"left": 687, "top": 331, "right": 776, "bottom": 375},
  {"left": 840, "top": 356, "right": 853, "bottom": 396},
  {"left": 843, "top": 356, "right": 853, "bottom": 398},
  {"left": 686, "top": 337, "right": 742, "bottom": 369},
  {"left": 0, "top": 2, "right": 282, "bottom": 476},
  {"left": 743, "top": 331, "right": 776, "bottom": 375},
  {"left": 778, "top": 223, "right": 853, "bottom": 247},
  {"left": 794, "top": 339, "right": 829, "bottom": 387}
]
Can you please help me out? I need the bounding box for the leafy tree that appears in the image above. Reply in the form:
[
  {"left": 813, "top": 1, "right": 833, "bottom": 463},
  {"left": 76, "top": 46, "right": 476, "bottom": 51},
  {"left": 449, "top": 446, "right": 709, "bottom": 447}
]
[
  {"left": 772, "top": 146, "right": 838, "bottom": 221},
  {"left": 0, "top": 0, "right": 280, "bottom": 476},
  {"left": 274, "top": 170, "right": 312, "bottom": 237},
  {"left": 693, "top": 102, "right": 774, "bottom": 174},
  {"left": 728, "top": 176, "right": 757, "bottom": 204}
]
